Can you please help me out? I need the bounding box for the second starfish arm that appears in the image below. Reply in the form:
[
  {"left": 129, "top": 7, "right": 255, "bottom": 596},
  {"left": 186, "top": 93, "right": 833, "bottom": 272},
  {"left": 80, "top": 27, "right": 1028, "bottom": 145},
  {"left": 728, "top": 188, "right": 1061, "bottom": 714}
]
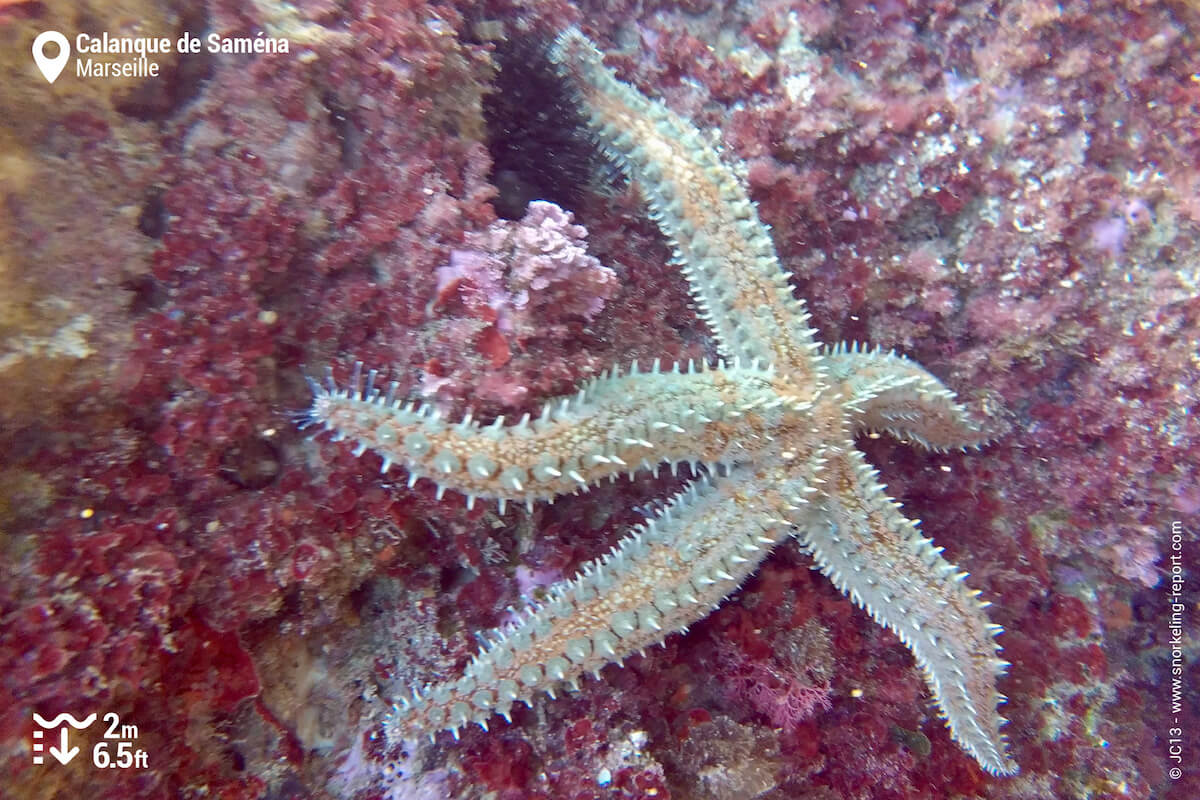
[
  {"left": 548, "top": 27, "right": 822, "bottom": 381},
  {"left": 793, "top": 446, "right": 1018, "bottom": 776},
  {"left": 383, "top": 468, "right": 803, "bottom": 744},
  {"left": 305, "top": 360, "right": 812, "bottom": 507},
  {"left": 819, "top": 344, "right": 992, "bottom": 450}
]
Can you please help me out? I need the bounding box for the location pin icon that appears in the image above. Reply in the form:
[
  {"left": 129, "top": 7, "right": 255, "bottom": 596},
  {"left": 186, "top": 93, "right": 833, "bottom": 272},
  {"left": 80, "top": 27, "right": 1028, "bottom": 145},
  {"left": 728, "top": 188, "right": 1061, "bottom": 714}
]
[{"left": 32, "top": 31, "right": 70, "bottom": 84}]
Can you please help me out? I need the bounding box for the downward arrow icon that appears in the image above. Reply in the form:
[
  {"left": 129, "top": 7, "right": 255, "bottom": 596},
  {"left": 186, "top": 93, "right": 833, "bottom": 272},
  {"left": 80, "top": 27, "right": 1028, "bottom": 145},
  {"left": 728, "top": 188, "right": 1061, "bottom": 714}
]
[{"left": 49, "top": 727, "right": 78, "bottom": 765}]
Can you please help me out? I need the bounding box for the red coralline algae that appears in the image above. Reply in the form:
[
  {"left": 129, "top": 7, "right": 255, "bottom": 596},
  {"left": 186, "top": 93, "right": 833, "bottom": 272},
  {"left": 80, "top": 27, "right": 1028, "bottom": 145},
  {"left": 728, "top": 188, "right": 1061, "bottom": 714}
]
[
  {"left": 2, "top": 0, "right": 1198, "bottom": 799},
  {"left": 425, "top": 199, "right": 619, "bottom": 409},
  {"left": 714, "top": 643, "right": 833, "bottom": 731}
]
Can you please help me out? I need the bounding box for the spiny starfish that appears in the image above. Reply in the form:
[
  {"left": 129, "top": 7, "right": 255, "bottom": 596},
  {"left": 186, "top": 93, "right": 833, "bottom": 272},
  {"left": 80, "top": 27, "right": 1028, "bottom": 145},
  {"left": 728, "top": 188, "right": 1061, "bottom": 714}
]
[{"left": 304, "top": 27, "right": 1017, "bottom": 775}]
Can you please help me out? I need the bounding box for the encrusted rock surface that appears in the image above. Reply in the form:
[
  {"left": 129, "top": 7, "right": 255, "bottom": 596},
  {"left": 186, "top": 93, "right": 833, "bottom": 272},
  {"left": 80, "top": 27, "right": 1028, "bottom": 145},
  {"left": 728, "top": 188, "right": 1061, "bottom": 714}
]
[{"left": 2, "top": 1, "right": 1197, "bottom": 798}]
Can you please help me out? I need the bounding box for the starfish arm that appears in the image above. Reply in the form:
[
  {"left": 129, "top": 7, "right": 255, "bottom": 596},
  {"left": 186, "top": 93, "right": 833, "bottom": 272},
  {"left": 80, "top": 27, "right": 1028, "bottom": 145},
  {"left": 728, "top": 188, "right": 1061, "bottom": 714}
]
[
  {"left": 548, "top": 28, "right": 821, "bottom": 379},
  {"left": 384, "top": 470, "right": 797, "bottom": 743},
  {"left": 820, "top": 343, "right": 991, "bottom": 450},
  {"left": 794, "top": 447, "right": 1017, "bottom": 776},
  {"left": 305, "top": 361, "right": 805, "bottom": 507}
]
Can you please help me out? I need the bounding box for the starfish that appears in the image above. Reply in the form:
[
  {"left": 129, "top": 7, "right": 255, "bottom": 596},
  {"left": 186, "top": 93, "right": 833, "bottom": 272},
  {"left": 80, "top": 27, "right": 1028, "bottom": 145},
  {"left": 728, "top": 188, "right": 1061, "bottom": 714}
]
[{"left": 303, "top": 27, "right": 1017, "bottom": 776}]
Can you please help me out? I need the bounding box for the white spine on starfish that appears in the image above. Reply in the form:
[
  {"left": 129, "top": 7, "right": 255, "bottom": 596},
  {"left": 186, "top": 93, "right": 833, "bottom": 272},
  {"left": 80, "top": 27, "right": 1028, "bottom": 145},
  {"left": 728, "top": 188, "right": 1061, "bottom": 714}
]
[
  {"left": 549, "top": 28, "right": 822, "bottom": 382},
  {"left": 305, "top": 359, "right": 809, "bottom": 507}
]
